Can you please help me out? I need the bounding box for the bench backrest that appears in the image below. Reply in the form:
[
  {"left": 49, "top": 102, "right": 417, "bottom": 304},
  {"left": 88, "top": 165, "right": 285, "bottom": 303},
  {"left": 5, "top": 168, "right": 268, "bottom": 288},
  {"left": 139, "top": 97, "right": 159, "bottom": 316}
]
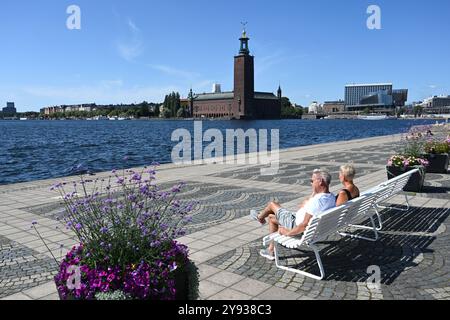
[
  {"left": 301, "top": 203, "right": 349, "bottom": 244},
  {"left": 302, "top": 195, "right": 367, "bottom": 244},
  {"left": 372, "top": 168, "right": 419, "bottom": 203},
  {"left": 343, "top": 187, "right": 389, "bottom": 226}
]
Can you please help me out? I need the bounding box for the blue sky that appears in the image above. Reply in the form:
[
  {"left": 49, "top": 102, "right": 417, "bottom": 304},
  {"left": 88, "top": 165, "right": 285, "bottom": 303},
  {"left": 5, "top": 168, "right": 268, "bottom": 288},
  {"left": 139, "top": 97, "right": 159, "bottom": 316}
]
[{"left": 1, "top": 0, "right": 449, "bottom": 112}]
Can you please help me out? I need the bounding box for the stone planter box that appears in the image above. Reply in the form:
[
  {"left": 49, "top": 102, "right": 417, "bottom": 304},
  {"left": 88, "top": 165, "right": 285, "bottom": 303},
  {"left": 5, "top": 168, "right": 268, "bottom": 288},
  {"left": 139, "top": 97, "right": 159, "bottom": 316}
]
[
  {"left": 386, "top": 165, "right": 426, "bottom": 193},
  {"left": 424, "top": 153, "right": 449, "bottom": 174}
]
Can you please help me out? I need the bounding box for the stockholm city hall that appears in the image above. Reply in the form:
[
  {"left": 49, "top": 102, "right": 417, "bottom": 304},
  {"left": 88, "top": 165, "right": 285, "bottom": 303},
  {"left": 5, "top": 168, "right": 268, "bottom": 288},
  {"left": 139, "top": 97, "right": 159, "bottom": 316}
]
[{"left": 185, "top": 28, "right": 282, "bottom": 120}]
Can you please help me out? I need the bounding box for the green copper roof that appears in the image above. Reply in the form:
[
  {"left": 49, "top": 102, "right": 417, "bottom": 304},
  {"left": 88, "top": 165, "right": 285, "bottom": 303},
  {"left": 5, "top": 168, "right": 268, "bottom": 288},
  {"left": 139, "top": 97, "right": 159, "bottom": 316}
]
[
  {"left": 194, "top": 92, "right": 234, "bottom": 101},
  {"left": 254, "top": 92, "right": 278, "bottom": 100}
]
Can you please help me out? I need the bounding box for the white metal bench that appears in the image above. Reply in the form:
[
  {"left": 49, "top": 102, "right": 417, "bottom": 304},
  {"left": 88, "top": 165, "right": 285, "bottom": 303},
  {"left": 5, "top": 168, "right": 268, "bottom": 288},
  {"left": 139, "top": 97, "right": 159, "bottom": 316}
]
[
  {"left": 261, "top": 169, "right": 418, "bottom": 280},
  {"left": 359, "top": 168, "right": 419, "bottom": 231},
  {"left": 262, "top": 190, "right": 385, "bottom": 280}
]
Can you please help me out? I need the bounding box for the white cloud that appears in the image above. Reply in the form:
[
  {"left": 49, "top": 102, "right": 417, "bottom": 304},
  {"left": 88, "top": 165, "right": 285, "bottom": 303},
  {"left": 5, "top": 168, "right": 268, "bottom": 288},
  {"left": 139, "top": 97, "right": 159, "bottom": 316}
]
[
  {"left": 127, "top": 19, "right": 140, "bottom": 32},
  {"left": 149, "top": 64, "right": 201, "bottom": 80},
  {"left": 256, "top": 50, "right": 286, "bottom": 76},
  {"left": 117, "top": 19, "right": 143, "bottom": 62}
]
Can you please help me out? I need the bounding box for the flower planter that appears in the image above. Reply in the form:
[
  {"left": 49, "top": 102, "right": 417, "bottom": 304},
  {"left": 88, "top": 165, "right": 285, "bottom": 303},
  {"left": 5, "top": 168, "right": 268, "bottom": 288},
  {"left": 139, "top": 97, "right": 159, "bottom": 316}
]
[
  {"left": 386, "top": 165, "right": 426, "bottom": 192},
  {"left": 424, "top": 153, "right": 449, "bottom": 173},
  {"left": 55, "top": 259, "right": 198, "bottom": 301},
  {"left": 174, "top": 268, "right": 188, "bottom": 301}
]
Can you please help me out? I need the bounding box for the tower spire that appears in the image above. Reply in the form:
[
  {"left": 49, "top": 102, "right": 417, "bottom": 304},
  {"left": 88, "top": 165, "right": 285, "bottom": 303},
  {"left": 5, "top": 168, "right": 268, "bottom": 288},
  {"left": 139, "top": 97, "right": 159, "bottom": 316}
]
[{"left": 239, "top": 22, "right": 250, "bottom": 55}]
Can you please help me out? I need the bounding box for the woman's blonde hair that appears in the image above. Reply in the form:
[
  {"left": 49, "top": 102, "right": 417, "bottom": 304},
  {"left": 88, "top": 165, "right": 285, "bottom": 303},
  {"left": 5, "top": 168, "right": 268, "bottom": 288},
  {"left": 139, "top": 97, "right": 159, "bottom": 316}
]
[{"left": 340, "top": 164, "right": 356, "bottom": 181}]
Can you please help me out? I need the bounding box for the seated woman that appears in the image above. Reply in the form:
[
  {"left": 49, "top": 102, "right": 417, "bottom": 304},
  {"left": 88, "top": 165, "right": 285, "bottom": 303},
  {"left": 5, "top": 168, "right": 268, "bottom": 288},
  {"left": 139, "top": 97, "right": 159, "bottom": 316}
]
[{"left": 336, "top": 164, "right": 360, "bottom": 206}]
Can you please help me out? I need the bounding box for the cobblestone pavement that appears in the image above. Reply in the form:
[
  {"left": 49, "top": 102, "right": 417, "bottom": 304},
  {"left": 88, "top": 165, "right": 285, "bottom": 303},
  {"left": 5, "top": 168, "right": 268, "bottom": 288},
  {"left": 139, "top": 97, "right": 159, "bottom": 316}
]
[
  {"left": 0, "top": 235, "right": 56, "bottom": 298},
  {"left": 206, "top": 206, "right": 450, "bottom": 300},
  {"left": 0, "top": 131, "right": 449, "bottom": 300}
]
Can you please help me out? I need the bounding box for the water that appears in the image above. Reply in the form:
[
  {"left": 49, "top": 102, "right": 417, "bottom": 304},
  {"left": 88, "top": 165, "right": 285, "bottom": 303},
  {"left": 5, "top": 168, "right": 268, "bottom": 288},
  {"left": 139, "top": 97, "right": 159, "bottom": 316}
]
[{"left": 0, "top": 119, "right": 442, "bottom": 185}]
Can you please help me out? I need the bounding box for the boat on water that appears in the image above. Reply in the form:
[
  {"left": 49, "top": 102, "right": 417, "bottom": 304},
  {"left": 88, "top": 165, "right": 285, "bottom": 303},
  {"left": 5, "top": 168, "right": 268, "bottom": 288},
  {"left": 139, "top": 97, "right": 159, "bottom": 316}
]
[{"left": 357, "top": 114, "right": 396, "bottom": 120}]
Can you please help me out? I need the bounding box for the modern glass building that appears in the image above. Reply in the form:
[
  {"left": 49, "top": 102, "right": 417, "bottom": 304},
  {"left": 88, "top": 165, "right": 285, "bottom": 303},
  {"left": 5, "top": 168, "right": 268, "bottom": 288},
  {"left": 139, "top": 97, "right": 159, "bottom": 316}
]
[
  {"left": 345, "top": 83, "right": 393, "bottom": 110},
  {"left": 2, "top": 102, "right": 17, "bottom": 115}
]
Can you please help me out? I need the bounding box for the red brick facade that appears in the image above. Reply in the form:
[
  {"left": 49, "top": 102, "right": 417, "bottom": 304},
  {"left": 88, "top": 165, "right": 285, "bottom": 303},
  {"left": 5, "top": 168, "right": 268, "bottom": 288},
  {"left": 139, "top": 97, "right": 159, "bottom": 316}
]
[{"left": 192, "top": 31, "right": 281, "bottom": 120}]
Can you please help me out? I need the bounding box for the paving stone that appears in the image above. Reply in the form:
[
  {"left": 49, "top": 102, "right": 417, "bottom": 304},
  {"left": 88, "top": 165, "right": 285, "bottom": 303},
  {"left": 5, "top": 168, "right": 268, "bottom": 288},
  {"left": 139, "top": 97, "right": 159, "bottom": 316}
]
[
  {"left": 198, "top": 280, "right": 226, "bottom": 299},
  {"left": 207, "top": 271, "right": 245, "bottom": 287},
  {"left": 257, "top": 287, "right": 301, "bottom": 300},
  {"left": 208, "top": 288, "right": 252, "bottom": 300}
]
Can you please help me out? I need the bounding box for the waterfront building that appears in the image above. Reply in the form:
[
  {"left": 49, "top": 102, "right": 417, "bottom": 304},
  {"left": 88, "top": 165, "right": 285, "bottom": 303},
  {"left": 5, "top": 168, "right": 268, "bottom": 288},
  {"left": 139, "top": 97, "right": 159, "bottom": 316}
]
[
  {"left": 393, "top": 89, "right": 408, "bottom": 107},
  {"left": 421, "top": 95, "right": 450, "bottom": 114},
  {"left": 41, "top": 104, "right": 96, "bottom": 115},
  {"left": 322, "top": 100, "right": 345, "bottom": 113},
  {"left": 308, "top": 102, "right": 323, "bottom": 114},
  {"left": 421, "top": 96, "right": 450, "bottom": 108},
  {"left": 190, "top": 29, "right": 282, "bottom": 120},
  {"left": 2, "top": 102, "right": 17, "bottom": 115},
  {"left": 345, "top": 83, "right": 408, "bottom": 111}
]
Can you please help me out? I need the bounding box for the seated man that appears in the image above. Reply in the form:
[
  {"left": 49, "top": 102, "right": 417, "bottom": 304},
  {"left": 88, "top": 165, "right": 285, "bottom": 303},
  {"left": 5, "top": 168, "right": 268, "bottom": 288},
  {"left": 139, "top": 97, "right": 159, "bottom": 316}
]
[{"left": 250, "top": 169, "right": 336, "bottom": 261}]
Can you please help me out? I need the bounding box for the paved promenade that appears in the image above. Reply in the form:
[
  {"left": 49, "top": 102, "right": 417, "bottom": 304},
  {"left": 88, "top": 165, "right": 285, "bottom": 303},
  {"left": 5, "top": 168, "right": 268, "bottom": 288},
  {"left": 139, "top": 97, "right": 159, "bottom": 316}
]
[{"left": 1, "top": 131, "right": 449, "bottom": 300}]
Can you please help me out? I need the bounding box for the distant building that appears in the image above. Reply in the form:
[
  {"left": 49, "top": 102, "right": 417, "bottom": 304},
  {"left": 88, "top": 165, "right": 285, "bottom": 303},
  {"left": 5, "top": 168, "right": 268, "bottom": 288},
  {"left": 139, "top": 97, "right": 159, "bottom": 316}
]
[
  {"left": 419, "top": 96, "right": 450, "bottom": 114},
  {"left": 345, "top": 83, "right": 408, "bottom": 111},
  {"left": 421, "top": 96, "right": 450, "bottom": 109},
  {"left": 189, "top": 28, "right": 281, "bottom": 120},
  {"left": 41, "top": 104, "right": 96, "bottom": 115},
  {"left": 392, "top": 89, "right": 408, "bottom": 107},
  {"left": 308, "top": 102, "right": 323, "bottom": 114},
  {"left": 322, "top": 100, "right": 345, "bottom": 113},
  {"left": 2, "top": 102, "right": 17, "bottom": 115}
]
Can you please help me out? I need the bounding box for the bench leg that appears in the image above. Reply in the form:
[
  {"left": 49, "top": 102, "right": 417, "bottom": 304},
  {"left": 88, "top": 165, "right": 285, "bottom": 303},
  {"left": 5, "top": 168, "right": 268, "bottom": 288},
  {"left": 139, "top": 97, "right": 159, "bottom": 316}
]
[
  {"left": 342, "top": 215, "right": 379, "bottom": 242},
  {"left": 274, "top": 243, "right": 325, "bottom": 281},
  {"left": 372, "top": 193, "right": 410, "bottom": 231},
  {"left": 376, "top": 193, "right": 410, "bottom": 212}
]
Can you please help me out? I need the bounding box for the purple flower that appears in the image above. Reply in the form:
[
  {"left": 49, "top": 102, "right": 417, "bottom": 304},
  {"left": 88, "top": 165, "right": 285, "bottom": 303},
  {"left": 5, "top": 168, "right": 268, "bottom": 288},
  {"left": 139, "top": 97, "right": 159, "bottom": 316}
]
[
  {"left": 169, "top": 262, "right": 177, "bottom": 272},
  {"left": 75, "top": 223, "right": 82, "bottom": 231},
  {"left": 100, "top": 227, "right": 109, "bottom": 234},
  {"left": 131, "top": 173, "right": 142, "bottom": 181}
]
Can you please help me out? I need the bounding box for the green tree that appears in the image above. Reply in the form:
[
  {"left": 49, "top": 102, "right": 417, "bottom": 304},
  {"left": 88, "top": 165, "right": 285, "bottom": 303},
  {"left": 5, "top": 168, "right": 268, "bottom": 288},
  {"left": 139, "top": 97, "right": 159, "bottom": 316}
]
[
  {"left": 139, "top": 101, "right": 150, "bottom": 117},
  {"left": 281, "top": 97, "right": 303, "bottom": 119},
  {"left": 362, "top": 107, "right": 371, "bottom": 115},
  {"left": 176, "top": 107, "right": 185, "bottom": 118},
  {"left": 154, "top": 104, "right": 161, "bottom": 118},
  {"left": 413, "top": 105, "right": 424, "bottom": 118}
]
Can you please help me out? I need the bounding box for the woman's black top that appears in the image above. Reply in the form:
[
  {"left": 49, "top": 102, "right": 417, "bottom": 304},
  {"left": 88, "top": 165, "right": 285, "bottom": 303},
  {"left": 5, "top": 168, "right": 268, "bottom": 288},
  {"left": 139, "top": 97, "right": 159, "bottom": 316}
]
[{"left": 337, "top": 189, "right": 359, "bottom": 201}]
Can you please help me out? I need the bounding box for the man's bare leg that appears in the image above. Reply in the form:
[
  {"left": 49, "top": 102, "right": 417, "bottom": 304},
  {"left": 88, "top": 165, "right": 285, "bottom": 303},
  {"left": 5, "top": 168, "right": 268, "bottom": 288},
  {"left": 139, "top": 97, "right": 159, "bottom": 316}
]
[
  {"left": 268, "top": 214, "right": 280, "bottom": 254},
  {"left": 257, "top": 202, "right": 281, "bottom": 224}
]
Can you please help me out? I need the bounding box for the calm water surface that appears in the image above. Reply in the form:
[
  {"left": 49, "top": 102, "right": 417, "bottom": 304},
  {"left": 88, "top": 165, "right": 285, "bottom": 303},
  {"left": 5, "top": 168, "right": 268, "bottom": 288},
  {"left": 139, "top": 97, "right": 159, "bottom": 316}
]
[{"left": 0, "top": 119, "right": 443, "bottom": 185}]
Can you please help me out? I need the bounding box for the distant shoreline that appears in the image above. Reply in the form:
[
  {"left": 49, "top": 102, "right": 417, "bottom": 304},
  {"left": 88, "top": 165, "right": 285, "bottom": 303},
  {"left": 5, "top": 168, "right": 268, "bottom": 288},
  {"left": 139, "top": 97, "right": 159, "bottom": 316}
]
[{"left": 0, "top": 117, "right": 449, "bottom": 122}]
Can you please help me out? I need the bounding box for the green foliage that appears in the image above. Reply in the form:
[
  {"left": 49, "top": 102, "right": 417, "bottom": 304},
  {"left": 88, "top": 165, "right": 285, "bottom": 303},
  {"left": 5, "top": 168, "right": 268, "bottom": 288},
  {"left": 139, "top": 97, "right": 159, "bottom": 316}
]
[
  {"left": 413, "top": 105, "right": 424, "bottom": 118},
  {"left": 95, "top": 291, "right": 130, "bottom": 300},
  {"left": 163, "top": 92, "right": 182, "bottom": 118},
  {"left": 395, "top": 126, "right": 433, "bottom": 158},
  {"left": 424, "top": 140, "right": 450, "bottom": 154},
  {"left": 281, "top": 97, "right": 303, "bottom": 119},
  {"left": 163, "top": 108, "right": 173, "bottom": 118},
  {"left": 362, "top": 107, "right": 371, "bottom": 115},
  {"left": 176, "top": 107, "right": 185, "bottom": 118},
  {"left": 186, "top": 261, "right": 200, "bottom": 300}
]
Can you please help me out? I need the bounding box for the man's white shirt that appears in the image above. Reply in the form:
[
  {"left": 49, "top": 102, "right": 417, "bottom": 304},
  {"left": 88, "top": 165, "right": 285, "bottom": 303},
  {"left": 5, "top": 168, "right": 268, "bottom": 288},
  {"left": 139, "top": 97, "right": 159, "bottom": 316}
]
[{"left": 295, "top": 193, "right": 336, "bottom": 226}]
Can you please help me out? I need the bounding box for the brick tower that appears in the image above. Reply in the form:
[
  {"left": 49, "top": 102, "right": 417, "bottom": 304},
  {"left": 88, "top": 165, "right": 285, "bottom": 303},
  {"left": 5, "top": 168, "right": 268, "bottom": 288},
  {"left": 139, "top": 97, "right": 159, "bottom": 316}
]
[{"left": 233, "top": 27, "right": 255, "bottom": 119}]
